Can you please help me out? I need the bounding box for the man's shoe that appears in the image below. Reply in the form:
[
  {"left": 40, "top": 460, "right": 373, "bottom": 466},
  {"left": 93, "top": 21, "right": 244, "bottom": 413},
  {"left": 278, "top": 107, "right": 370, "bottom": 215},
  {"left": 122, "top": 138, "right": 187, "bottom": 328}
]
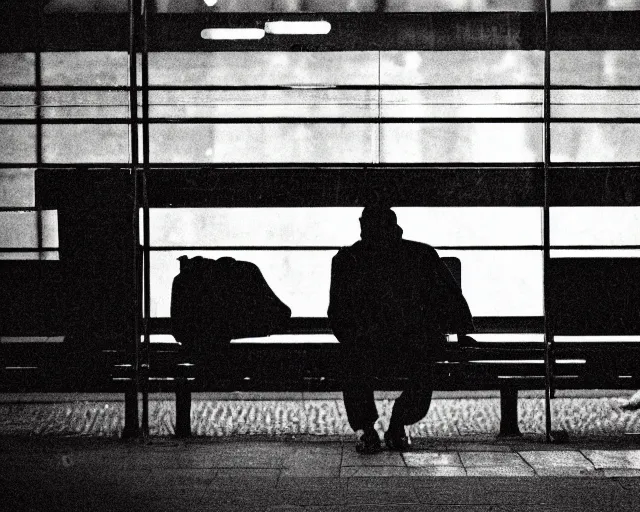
[
  {"left": 355, "top": 428, "right": 382, "bottom": 454},
  {"left": 384, "top": 427, "right": 411, "bottom": 451}
]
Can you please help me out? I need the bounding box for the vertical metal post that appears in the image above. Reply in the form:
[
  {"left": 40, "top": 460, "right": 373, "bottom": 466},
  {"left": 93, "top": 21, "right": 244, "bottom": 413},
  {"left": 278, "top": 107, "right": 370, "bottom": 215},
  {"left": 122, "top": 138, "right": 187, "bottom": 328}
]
[
  {"left": 123, "top": 0, "right": 141, "bottom": 439},
  {"left": 542, "top": 0, "right": 554, "bottom": 443},
  {"left": 35, "top": 4, "right": 43, "bottom": 260},
  {"left": 141, "top": 0, "right": 151, "bottom": 438}
]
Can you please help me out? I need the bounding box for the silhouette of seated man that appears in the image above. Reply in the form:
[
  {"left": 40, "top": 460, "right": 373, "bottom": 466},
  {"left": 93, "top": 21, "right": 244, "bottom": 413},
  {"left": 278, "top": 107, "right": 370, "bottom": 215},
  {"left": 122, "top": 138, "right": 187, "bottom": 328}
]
[{"left": 328, "top": 206, "right": 475, "bottom": 453}]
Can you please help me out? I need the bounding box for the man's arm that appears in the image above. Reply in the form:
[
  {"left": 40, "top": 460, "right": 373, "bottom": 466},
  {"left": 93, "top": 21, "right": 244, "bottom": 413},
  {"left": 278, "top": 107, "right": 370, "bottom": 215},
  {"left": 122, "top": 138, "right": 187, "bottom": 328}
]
[{"left": 327, "top": 252, "right": 360, "bottom": 346}]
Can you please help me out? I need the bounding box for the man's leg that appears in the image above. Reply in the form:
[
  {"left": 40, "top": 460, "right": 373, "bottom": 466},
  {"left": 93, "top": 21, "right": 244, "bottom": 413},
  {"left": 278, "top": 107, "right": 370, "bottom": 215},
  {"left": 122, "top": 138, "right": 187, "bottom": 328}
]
[
  {"left": 386, "top": 372, "right": 433, "bottom": 450},
  {"left": 343, "top": 384, "right": 379, "bottom": 432},
  {"left": 389, "top": 384, "right": 433, "bottom": 428},
  {"left": 343, "top": 383, "right": 381, "bottom": 453}
]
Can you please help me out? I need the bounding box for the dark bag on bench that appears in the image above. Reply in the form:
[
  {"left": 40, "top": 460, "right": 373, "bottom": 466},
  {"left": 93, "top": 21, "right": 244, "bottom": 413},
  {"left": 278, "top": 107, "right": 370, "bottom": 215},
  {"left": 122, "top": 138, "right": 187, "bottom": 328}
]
[{"left": 171, "top": 256, "right": 292, "bottom": 347}]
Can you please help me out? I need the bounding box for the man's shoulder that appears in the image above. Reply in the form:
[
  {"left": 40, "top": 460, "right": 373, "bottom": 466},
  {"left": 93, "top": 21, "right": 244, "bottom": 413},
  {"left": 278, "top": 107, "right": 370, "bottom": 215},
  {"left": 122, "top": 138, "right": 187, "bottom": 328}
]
[
  {"left": 401, "top": 239, "right": 438, "bottom": 257},
  {"left": 333, "top": 241, "right": 362, "bottom": 261}
]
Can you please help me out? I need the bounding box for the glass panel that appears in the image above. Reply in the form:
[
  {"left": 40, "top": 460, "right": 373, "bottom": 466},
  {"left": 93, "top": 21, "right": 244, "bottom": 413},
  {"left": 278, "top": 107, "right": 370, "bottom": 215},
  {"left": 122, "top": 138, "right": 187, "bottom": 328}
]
[
  {"left": 0, "top": 125, "right": 36, "bottom": 163},
  {"left": 150, "top": 208, "right": 359, "bottom": 247},
  {"left": 0, "top": 169, "right": 35, "bottom": 207},
  {"left": 151, "top": 122, "right": 543, "bottom": 162},
  {"left": 149, "top": 89, "right": 541, "bottom": 119},
  {"left": 552, "top": 90, "right": 640, "bottom": 118},
  {"left": 0, "top": 251, "right": 59, "bottom": 260},
  {"left": 381, "top": 89, "right": 542, "bottom": 118},
  {"left": 151, "top": 250, "right": 332, "bottom": 318},
  {"left": 41, "top": 91, "right": 129, "bottom": 119},
  {"left": 0, "top": 211, "right": 37, "bottom": 248},
  {"left": 551, "top": 52, "right": 640, "bottom": 86},
  {"left": 42, "top": 210, "right": 59, "bottom": 248},
  {"left": 552, "top": 0, "right": 640, "bottom": 10},
  {"left": 42, "top": 125, "right": 129, "bottom": 163},
  {"left": 381, "top": 51, "right": 544, "bottom": 86},
  {"left": 42, "top": 52, "right": 129, "bottom": 86},
  {"left": 149, "top": 207, "right": 541, "bottom": 247},
  {"left": 394, "top": 207, "right": 542, "bottom": 246},
  {"left": 149, "top": 90, "right": 378, "bottom": 119},
  {"left": 440, "top": 250, "right": 543, "bottom": 317},
  {"left": 551, "top": 207, "right": 640, "bottom": 246},
  {"left": 149, "top": 52, "right": 378, "bottom": 86},
  {"left": 381, "top": 123, "right": 543, "bottom": 163},
  {"left": 551, "top": 249, "right": 640, "bottom": 258},
  {"left": 0, "top": 92, "right": 36, "bottom": 119},
  {"left": 551, "top": 124, "right": 640, "bottom": 162},
  {"left": 0, "top": 53, "right": 35, "bottom": 86},
  {"left": 150, "top": 249, "right": 542, "bottom": 318},
  {"left": 149, "top": 124, "right": 375, "bottom": 163}
]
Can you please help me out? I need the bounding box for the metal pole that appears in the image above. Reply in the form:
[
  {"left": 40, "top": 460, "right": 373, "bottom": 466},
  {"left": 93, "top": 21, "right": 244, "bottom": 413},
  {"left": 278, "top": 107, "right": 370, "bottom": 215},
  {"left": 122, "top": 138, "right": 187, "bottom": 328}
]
[
  {"left": 123, "top": 0, "right": 141, "bottom": 439},
  {"left": 35, "top": 3, "right": 43, "bottom": 260},
  {"left": 543, "top": 0, "right": 554, "bottom": 443},
  {"left": 141, "top": 0, "right": 151, "bottom": 438}
]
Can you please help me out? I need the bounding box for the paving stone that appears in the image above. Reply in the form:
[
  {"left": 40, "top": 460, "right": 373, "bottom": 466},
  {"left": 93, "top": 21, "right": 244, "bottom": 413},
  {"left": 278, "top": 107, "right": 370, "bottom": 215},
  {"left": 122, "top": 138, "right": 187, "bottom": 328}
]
[
  {"left": 519, "top": 450, "right": 596, "bottom": 476},
  {"left": 203, "top": 453, "right": 285, "bottom": 468},
  {"left": 403, "top": 452, "right": 462, "bottom": 467},
  {"left": 345, "top": 485, "right": 418, "bottom": 505},
  {"left": 202, "top": 488, "right": 286, "bottom": 507},
  {"left": 345, "top": 477, "right": 416, "bottom": 489},
  {"left": 534, "top": 467, "right": 599, "bottom": 477},
  {"left": 342, "top": 505, "right": 426, "bottom": 512},
  {"left": 215, "top": 468, "right": 281, "bottom": 478},
  {"left": 282, "top": 447, "right": 342, "bottom": 470},
  {"left": 342, "top": 450, "right": 405, "bottom": 467},
  {"left": 582, "top": 450, "right": 640, "bottom": 470},
  {"left": 266, "top": 507, "right": 341, "bottom": 512},
  {"left": 602, "top": 468, "right": 640, "bottom": 477},
  {"left": 279, "top": 486, "right": 345, "bottom": 506},
  {"left": 444, "top": 443, "right": 513, "bottom": 452},
  {"left": 408, "top": 466, "right": 467, "bottom": 476},
  {"left": 341, "top": 466, "right": 410, "bottom": 477},
  {"left": 281, "top": 465, "right": 340, "bottom": 477},
  {"left": 209, "top": 476, "right": 282, "bottom": 493},
  {"left": 278, "top": 477, "right": 345, "bottom": 489},
  {"left": 414, "top": 478, "right": 626, "bottom": 507},
  {"left": 459, "top": 451, "right": 527, "bottom": 467},
  {"left": 465, "top": 465, "right": 536, "bottom": 476}
]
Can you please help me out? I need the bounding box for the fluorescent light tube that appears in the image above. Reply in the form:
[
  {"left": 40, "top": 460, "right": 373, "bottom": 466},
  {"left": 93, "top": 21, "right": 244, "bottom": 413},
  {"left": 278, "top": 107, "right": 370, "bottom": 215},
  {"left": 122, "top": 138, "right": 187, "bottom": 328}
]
[
  {"left": 264, "top": 21, "right": 331, "bottom": 35},
  {"left": 201, "top": 28, "right": 265, "bottom": 40}
]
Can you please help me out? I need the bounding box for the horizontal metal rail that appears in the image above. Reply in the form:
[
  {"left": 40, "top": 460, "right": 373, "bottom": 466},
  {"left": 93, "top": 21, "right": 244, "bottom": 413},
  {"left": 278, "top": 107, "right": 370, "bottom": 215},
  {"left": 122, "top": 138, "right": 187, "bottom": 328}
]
[{"left": 3, "top": 117, "right": 640, "bottom": 124}]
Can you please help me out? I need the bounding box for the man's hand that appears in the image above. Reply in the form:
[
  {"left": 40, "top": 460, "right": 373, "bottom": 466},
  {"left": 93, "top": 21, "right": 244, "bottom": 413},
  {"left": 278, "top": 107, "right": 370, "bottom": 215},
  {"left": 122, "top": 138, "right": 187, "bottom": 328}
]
[{"left": 458, "top": 334, "right": 478, "bottom": 347}]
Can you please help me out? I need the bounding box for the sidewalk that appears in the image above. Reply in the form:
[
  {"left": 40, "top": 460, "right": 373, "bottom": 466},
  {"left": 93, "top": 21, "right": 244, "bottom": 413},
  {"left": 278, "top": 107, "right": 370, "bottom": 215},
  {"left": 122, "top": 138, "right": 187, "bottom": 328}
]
[{"left": 2, "top": 434, "right": 640, "bottom": 511}]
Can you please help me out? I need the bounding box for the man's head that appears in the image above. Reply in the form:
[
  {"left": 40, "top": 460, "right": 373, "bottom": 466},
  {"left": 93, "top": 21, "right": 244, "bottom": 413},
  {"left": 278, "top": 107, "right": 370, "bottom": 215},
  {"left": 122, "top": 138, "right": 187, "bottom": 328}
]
[{"left": 359, "top": 206, "right": 403, "bottom": 242}]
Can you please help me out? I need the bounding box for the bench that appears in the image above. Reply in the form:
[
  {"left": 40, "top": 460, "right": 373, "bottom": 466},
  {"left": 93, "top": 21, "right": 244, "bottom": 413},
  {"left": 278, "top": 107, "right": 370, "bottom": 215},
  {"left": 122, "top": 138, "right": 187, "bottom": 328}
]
[{"left": 135, "top": 257, "right": 545, "bottom": 438}]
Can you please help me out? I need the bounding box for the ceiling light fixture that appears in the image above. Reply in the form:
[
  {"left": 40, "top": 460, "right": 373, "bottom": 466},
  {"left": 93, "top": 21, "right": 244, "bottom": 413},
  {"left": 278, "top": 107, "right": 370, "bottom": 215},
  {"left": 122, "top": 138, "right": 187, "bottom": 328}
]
[
  {"left": 264, "top": 21, "right": 331, "bottom": 35},
  {"left": 201, "top": 28, "right": 265, "bottom": 40},
  {"left": 203, "top": 0, "right": 218, "bottom": 6}
]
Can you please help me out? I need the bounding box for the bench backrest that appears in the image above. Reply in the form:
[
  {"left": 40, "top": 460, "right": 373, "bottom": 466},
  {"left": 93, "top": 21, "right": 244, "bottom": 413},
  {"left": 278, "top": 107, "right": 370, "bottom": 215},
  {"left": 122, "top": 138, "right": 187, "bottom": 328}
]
[
  {"left": 441, "top": 257, "right": 461, "bottom": 288},
  {"left": 548, "top": 258, "right": 640, "bottom": 335}
]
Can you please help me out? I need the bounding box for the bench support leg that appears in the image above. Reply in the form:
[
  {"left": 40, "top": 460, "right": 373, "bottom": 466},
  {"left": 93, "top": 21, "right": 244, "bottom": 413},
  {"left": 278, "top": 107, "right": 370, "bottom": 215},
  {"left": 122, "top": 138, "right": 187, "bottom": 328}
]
[
  {"left": 122, "top": 386, "right": 140, "bottom": 439},
  {"left": 175, "top": 379, "right": 192, "bottom": 438},
  {"left": 498, "top": 387, "right": 522, "bottom": 437}
]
